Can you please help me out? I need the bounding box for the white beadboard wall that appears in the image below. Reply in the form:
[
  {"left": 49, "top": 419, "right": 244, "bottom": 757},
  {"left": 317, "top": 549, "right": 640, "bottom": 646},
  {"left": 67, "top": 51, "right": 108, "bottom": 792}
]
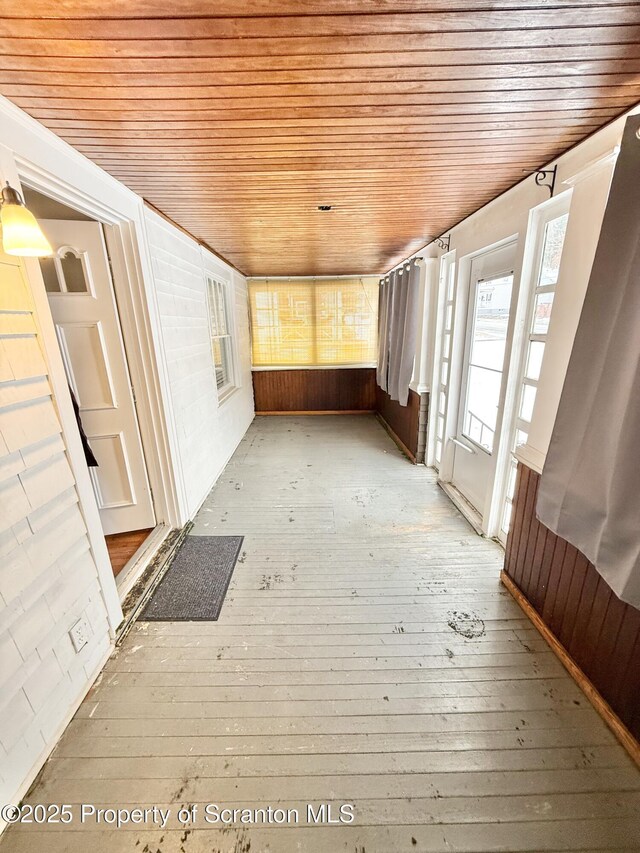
[
  {"left": 0, "top": 251, "right": 111, "bottom": 808},
  {"left": 144, "top": 209, "right": 254, "bottom": 518}
]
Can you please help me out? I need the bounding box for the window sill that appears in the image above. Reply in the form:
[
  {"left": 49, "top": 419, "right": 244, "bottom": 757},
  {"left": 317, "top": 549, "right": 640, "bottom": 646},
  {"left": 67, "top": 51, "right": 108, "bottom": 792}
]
[
  {"left": 252, "top": 364, "right": 377, "bottom": 371},
  {"left": 217, "top": 385, "right": 239, "bottom": 406}
]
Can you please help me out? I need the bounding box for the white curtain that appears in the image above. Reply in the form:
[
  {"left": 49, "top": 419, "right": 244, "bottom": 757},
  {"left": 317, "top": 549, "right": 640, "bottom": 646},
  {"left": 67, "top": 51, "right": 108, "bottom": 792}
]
[
  {"left": 537, "top": 114, "right": 640, "bottom": 607},
  {"left": 376, "top": 260, "right": 421, "bottom": 406}
]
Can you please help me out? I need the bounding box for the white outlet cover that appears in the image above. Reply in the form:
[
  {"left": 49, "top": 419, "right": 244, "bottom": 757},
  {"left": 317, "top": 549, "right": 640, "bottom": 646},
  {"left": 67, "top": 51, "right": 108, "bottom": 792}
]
[{"left": 69, "top": 617, "right": 90, "bottom": 652}]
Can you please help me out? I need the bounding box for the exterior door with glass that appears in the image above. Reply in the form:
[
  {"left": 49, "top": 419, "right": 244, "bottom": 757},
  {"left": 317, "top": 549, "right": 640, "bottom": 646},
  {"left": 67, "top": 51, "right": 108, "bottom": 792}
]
[
  {"left": 40, "top": 219, "right": 155, "bottom": 536},
  {"left": 450, "top": 242, "right": 517, "bottom": 515}
]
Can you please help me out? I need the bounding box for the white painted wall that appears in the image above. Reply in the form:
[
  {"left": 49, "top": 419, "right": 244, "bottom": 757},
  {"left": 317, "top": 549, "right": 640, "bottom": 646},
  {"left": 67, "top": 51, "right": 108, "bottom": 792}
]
[
  {"left": 0, "top": 249, "right": 113, "bottom": 814},
  {"left": 0, "top": 95, "right": 255, "bottom": 821},
  {"left": 144, "top": 210, "right": 254, "bottom": 518}
]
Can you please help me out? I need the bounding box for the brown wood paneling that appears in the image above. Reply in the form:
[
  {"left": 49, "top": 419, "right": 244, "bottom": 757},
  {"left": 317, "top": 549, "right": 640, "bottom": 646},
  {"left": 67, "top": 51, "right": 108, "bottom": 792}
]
[
  {"left": 504, "top": 462, "right": 640, "bottom": 743},
  {"left": 1, "top": 4, "right": 640, "bottom": 276},
  {"left": 252, "top": 368, "right": 375, "bottom": 412},
  {"left": 374, "top": 385, "right": 422, "bottom": 461}
]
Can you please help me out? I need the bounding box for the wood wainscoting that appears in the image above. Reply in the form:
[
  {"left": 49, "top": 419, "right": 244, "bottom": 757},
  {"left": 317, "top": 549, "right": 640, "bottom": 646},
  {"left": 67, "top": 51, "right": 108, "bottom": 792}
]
[
  {"left": 252, "top": 367, "right": 376, "bottom": 413},
  {"left": 504, "top": 462, "right": 640, "bottom": 745},
  {"left": 374, "top": 385, "right": 427, "bottom": 463}
]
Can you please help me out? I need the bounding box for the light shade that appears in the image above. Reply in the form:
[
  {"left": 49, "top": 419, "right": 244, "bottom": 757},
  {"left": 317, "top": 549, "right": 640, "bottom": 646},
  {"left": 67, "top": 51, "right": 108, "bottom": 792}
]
[{"left": 1, "top": 183, "right": 52, "bottom": 257}]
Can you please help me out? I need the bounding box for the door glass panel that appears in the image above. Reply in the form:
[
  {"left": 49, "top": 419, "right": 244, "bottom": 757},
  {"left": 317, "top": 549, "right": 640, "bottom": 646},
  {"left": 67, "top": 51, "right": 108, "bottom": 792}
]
[
  {"left": 464, "top": 365, "right": 502, "bottom": 452},
  {"left": 39, "top": 257, "right": 60, "bottom": 293},
  {"left": 533, "top": 292, "right": 554, "bottom": 334},
  {"left": 60, "top": 251, "right": 88, "bottom": 293},
  {"left": 462, "top": 273, "right": 513, "bottom": 453}
]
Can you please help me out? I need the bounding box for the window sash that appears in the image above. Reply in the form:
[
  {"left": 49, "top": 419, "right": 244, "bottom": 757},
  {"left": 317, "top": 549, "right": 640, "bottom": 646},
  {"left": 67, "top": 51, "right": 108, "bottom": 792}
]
[
  {"left": 249, "top": 277, "right": 379, "bottom": 367},
  {"left": 206, "top": 277, "right": 235, "bottom": 396}
]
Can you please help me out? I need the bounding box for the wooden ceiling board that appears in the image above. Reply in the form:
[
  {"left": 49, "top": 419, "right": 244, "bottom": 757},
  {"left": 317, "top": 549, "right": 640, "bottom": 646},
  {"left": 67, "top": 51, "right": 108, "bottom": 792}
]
[{"left": 1, "top": 2, "right": 639, "bottom": 275}]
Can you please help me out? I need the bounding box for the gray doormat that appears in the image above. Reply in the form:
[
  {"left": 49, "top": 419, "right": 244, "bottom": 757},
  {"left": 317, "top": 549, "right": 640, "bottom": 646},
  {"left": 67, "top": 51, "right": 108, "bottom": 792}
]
[{"left": 141, "top": 535, "right": 243, "bottom": 621}]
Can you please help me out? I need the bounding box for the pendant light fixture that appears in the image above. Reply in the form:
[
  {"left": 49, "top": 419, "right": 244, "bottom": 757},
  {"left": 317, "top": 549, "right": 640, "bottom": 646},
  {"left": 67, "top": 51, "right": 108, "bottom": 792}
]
[{"left": 0, "top": 181, "right": 52, "bottom": 257}]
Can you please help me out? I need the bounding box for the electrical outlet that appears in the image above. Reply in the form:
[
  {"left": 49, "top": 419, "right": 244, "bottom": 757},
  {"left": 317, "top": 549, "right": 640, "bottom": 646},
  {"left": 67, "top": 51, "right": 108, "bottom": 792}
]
[{"left": 69, "top": 617, "right": 90, "bottom": 653}]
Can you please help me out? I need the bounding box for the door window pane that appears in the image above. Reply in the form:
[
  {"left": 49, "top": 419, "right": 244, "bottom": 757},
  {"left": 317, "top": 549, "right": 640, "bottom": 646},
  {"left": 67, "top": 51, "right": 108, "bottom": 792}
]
[
  {"left": 462, "top": 273, "right": 513, "bottom": 453},
  {"left": 463, "top": 365, "right": 502, "bottom": 452},
  {"left": 60, "top": 251, "right": 88, "bottom": 293},
  {"left": 39, "top": 257, "right": 60, "bottom": 293},
  {"left": 469, "top": 275, "right": 513, "bottom": 370}
]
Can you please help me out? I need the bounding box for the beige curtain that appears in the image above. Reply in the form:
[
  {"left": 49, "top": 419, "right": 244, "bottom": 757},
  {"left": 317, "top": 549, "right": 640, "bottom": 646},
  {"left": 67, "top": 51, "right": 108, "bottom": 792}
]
[{"left": 537, "top": 114, "right": 640, "bottom": 607}]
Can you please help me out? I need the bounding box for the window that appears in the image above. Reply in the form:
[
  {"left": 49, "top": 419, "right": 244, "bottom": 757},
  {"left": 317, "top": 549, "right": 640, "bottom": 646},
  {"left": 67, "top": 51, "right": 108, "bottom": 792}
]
[
  {"left": 248, "top": 277, "right": 379, "bottom": 367},
  {"left": 433, "top": 253, "right": 456, "bottom": 469},
  {"left": 499, "top": 208, "right": 569, "bottom": 540},
  {"left": 206, "top": 276, "right": 236, "bottom": 398}
]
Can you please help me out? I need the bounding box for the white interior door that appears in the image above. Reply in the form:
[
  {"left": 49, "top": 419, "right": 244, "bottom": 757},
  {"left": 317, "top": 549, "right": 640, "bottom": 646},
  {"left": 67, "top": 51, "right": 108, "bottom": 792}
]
[
  {"left": 450, "top": 242, "right": 517, "bottom": 515},
  {"left": 40, "top": 219, "right": 155, "bottom": 535}
]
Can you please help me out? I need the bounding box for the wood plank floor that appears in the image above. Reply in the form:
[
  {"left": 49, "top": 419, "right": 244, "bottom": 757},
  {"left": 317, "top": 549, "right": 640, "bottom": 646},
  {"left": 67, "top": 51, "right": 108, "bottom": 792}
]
[
  {"left": 105, "top": 528, "right": 154, "bottom": 578},
  {"left": 3, "top": 416, "right": 640, "bottom": 852}
]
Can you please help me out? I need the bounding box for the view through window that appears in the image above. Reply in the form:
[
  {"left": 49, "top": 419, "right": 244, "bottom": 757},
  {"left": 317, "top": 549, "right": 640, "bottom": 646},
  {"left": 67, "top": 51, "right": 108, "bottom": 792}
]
[{"left": 249, "top": 277, "right": 379, "bottom": 367}]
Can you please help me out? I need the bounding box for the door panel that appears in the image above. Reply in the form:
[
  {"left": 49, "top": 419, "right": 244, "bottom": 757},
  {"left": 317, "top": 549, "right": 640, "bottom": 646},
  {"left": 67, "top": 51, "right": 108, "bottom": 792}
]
[
  {"left": 41, "top": 220, "right": 155, "bottom": 535},
  {"left": 451, "top": 242, "right": 517, "bottom": 516}
]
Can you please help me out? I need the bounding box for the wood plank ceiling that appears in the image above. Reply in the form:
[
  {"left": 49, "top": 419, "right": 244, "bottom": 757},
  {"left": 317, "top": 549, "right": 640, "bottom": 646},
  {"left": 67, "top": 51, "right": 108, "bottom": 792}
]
[{"left": 1, "top": 1, "right": 640, "bottom": 276}]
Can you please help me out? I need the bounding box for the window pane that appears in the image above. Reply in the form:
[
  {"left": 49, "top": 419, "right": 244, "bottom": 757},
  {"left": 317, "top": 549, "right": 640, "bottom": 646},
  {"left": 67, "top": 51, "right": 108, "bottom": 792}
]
[
  {"left": 525, "top": 340, "right": 545, "bottom": 381},
  {"left": 445, "top": 303, "right": 453, "bottom": 330},
  {"left": 249, "top": 277, "right": 379, "bottom": 367},
  {"left": 520, "top": 383, "right": 537, "bottom": 423},
  {"left": 463, "top": 365, "right": 501, "bottom": 452},
  {"left": 39, "top": 257, "right": 60, "bottom": 293},
  {"left": 539, "top": 213, "right": 569, "bottom": 287},
  {"left": 506, "top": 461, "right": 518, "bottom": 500},
  {"left": 502, "top": 501, "right": 513, "bottom": 534},
  {"left": 60, "top": 251, "right": 87, "bottom": 293},
  {"left": 469, "top": 275, "right": 513, "bottom": 371},
  {"left": 441, "top": 359, "right": 449, "bottom": 386},
  {"left": 446, "top": 265, "right": 456, "bottom": 300},
  {"left": 212, "top": 336, "right": 232, "bottom": 390},
  {"left": 533, "top": 292, "right": 554, "bottom": 335}
]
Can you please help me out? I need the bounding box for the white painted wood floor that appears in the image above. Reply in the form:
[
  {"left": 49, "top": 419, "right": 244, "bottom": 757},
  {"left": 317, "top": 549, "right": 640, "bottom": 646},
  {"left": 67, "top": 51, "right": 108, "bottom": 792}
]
[{"left": 3, "top": 416, "right": 640, "bottom": 852}]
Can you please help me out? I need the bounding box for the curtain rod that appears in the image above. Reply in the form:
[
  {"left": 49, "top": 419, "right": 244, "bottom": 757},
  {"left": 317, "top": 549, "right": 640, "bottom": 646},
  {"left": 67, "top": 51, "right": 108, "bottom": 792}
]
[
  {"left": 382, "top": 256, "right": 424, "bottom": 278},
  {"left": 247, "top": 273, "right": 381, "bottom": 281}
]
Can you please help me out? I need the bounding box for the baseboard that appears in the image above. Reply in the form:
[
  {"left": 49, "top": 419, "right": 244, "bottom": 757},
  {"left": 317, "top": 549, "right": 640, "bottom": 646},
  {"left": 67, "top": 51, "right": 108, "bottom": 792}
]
[
  {"left": 0, "top": 642, "right": 114, "bottom": 835},
  {"left": 500, "top": 569, "right": 640, "bottom": 769},
  {"left": 375, "top": 413, "right": 417, "bottom": 463},
  {"left": 117, "top": 522, "right": 191, "bottom": 645},
  {"left": 115, "top": 523, "right": 172, "bottom": 601},
  {"left": 256, "top": 410, "right": 375, "bottom": 415}
]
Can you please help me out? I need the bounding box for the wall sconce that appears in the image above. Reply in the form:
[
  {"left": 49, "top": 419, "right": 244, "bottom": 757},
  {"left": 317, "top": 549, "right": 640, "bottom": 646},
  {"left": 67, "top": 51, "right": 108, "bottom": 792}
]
[{"left": 0, "top": 181, "right": 52, "bottom": 257}]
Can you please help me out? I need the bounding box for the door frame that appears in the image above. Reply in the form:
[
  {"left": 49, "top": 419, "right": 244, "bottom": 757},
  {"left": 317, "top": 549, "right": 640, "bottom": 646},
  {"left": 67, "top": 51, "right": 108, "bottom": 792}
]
[
  {"left": 7, "top": 155, "right": 183, "bottom": 631},
  {"left": 433, "top": 234, "right": 523, "bottom": 535}
]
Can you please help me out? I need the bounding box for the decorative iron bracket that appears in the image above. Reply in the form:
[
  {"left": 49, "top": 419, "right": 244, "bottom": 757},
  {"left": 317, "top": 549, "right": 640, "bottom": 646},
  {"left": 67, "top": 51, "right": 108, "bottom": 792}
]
[
  {"left": 534, "top": 165, "right": 557, "bottom": 197},
  {"left": 434, "top": 234, "right": 451, "bottom": 252}
]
